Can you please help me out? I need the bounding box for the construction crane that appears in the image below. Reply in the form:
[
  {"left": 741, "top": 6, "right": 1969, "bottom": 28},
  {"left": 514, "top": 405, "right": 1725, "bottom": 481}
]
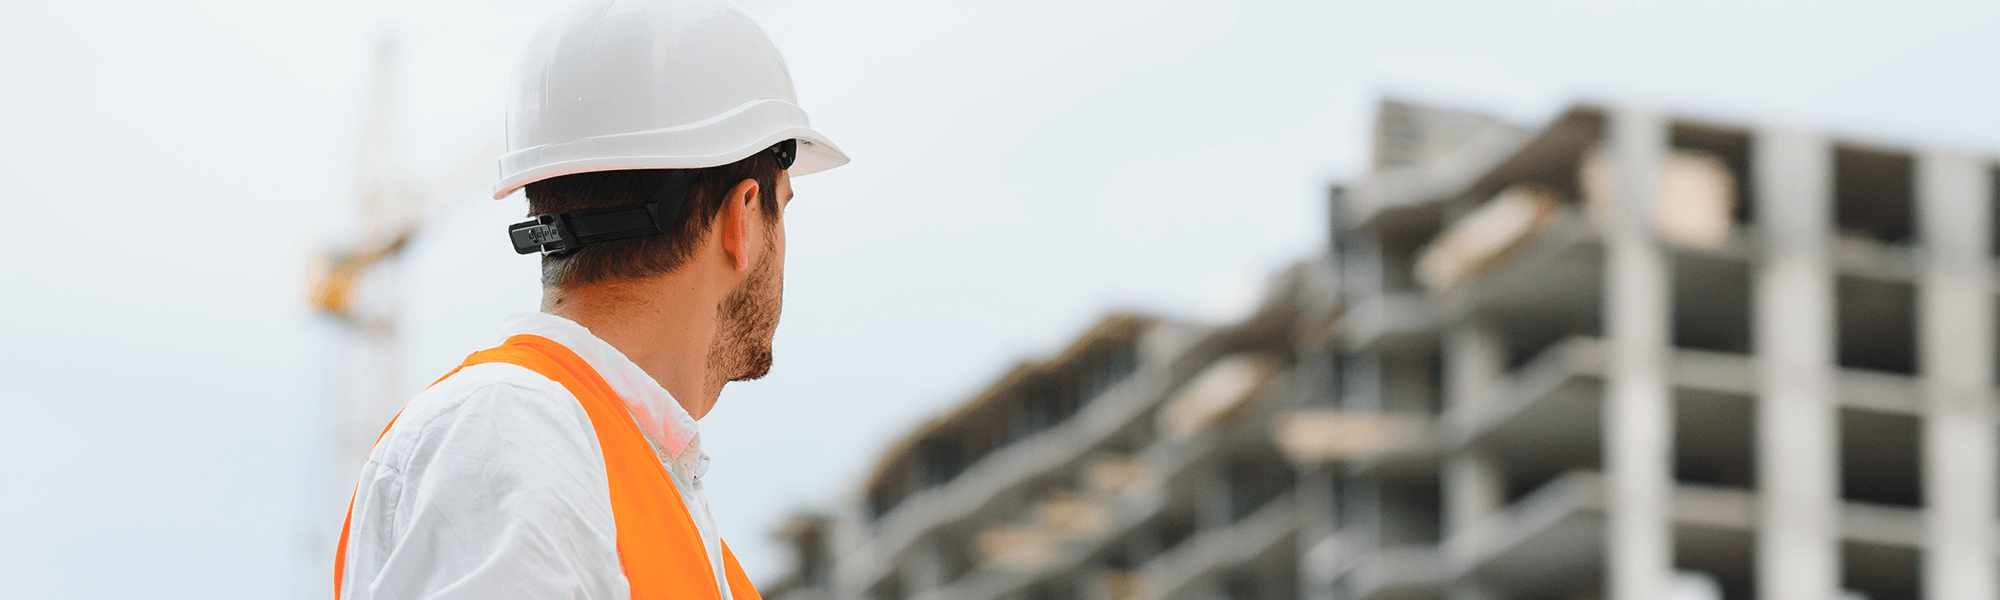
[
  {"left": 302, "top": 33, "right": 512, "bottom": 588},
  {"left": 308, "top": 36, "right": 424, "bottom": 478}
]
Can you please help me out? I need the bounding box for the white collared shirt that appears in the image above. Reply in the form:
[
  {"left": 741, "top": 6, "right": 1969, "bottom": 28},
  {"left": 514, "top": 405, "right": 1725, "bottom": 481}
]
[{"left": 339, "top": 312, "right": 730, "bottom": 600}]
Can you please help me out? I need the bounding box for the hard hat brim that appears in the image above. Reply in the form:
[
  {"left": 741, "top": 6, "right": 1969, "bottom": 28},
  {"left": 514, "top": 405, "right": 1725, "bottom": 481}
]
[{"left": 492, "top": 101, "right": 850, "bottom": 199}]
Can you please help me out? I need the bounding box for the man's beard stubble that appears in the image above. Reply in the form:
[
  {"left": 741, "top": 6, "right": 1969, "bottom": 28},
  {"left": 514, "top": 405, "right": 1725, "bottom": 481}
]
[{"left": 707, "top": 240, "right": 782, "bottom": 385}]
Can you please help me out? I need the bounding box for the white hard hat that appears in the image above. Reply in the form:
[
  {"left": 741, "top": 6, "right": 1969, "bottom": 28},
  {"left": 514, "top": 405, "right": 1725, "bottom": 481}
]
[{"left": 493, "top": 0, "right": 849, "bottom": 200}]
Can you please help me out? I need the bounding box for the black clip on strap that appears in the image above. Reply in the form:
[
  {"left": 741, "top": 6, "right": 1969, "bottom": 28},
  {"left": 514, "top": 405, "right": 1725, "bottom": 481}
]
[
  {"left": 508, "top": 139, "right": 790, "bottom": 255},
  {"left": 508, "top": 212, "right": 577, "bottom": 255},
  {"left": 508, "top": 170, "right": 702, "bottom": 256},
  {"left": 772, "top": 139, "right": 797, "bottom": 170}
]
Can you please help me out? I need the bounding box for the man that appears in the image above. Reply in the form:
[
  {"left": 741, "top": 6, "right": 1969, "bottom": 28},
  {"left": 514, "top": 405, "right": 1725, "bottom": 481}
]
[{"left": 334, "top": 0, "right": 848, "bottom": 598}]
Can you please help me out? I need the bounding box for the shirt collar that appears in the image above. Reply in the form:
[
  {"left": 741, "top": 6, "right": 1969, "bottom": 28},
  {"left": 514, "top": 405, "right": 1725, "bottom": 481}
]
[{"left": 497, "top": 312, "right": 708, "bottom": 478}]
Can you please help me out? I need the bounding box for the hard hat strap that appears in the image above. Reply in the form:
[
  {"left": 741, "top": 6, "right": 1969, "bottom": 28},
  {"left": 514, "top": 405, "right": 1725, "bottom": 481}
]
[
  {"left": 772, "top": 139, "right": 797, "bottom": 170},
  {"left": 508, "top": 169, "right": 701, "bottom": 256},
  {"left": 506, "top": 140, "right": 792, "bottom": 256}
]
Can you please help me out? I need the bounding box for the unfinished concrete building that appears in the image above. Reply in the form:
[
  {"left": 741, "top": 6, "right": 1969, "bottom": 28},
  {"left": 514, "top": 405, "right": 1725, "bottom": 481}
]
[{"left": 766, "top": 100, "right": 2000, "bottom": 600}]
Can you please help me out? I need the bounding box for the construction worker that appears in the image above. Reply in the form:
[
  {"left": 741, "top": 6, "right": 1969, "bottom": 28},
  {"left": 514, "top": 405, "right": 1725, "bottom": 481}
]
[{"left": 333, "top": 0, "right": 847, "bottom": 598}]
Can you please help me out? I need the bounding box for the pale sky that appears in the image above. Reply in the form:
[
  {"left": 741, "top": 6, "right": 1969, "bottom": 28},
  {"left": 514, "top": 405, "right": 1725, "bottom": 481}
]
[{"left": 2, "top": 0, "right": 1997, "bottom": 597}]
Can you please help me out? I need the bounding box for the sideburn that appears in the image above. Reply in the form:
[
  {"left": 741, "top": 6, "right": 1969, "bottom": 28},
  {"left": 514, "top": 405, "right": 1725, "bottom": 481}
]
[{"left": 706, "top": 237, "right": 783, "bottom": 385}]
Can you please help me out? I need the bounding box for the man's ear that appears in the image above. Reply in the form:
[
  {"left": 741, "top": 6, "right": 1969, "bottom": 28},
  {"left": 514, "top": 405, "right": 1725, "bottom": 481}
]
[{"left": 720, "top": 178, "right": 761, "bottom": 273}]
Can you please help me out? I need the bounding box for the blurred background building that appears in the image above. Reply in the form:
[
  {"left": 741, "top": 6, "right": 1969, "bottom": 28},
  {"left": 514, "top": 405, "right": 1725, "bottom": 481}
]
[{"left": 759, "top": 100, "right": 2000, "bottom": 600}]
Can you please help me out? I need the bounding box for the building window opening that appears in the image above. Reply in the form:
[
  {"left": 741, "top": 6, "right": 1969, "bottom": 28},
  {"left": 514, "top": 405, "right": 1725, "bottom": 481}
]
[
  {"left": 1670, "top": 122, "right": 1755, "bottom": 226},
  {"left": 1380, "top": 473, "right": 1441, "bottom": 546},
  {"left": 869, "top": 476, "right": 906, "bottom": 521},
  {"left": 1673, "top": 254, "right": 1751, "bottom": 354},
  {"left": 1338, "top": 352, "right": 1374, "bottom": 411},
  {"left": 1500, "top": 308, "right": 1601, "bottom": 372},
  {"left": 1382, "top": 344, "right": 1441, "bottom": 414},
  {"left": 1835, "top": 276, "right": 1916, "bottom": 375},
  {"left": 1380, "top": 210, "right": 1444, "bottom": 294},
  {"left": 939, "top": 543, "right": 972, "bottom": 586},
  {"left": 870, "top": 573, "right": 903, "bottom": 600},
  {"left": 1025, "top": 579, "right": 1075, "bottom": 600},
  {"left": 1312, "top": 469, "right": 1344, "bottom": 529},
  {"left": 1097, "top": 547, "right": 1131, "bottom": 572},
  {"left": 1840, "top": 409, "right": 1922, "bottom": 507},
  {"left": 1674, "top": 391, "right": 1755, "bottom": 489},
  {"left": 1225, "top": 569, "right": 1264, "bottom": 600},
  {"left": 1427, "top": 343, "right": 1445, "bottom": 415},
  {"left": 786, "top": 516, "right": 832, "bottom": 588},
  {"left": 1000, "top": 345, "right": 1139, "bottom": 446},
  {"left": 1674, "top": 529, "right": 1754, "bottom": 600},
  {"left": 1007, "top": 388, "right": 1071, "bottom": 442},
  {"left": 1842, "top": 541, "right": 1918, "bottom": 600},
  {"left": 1498, "top": 395, "right": 1602, "bottom": 505},
  {"left": 1080, "top": 345, "right": 1140, "bottom": 403},
  {"left": 914, "top": 439, "right": 967, "bottom": 488},
  {"left": 1989, "top": 164, "right": 2000, "bottom": 256},
  {"left": 1834, "top": 146, "right": 1916, "bottom": 246},
  {"left": 1328, "top": 185, "right": 1349, "bottom": 256},
  {"left": 1318, "top": 350, "right": 1345, "bottom": 408},
  {"left": 1156, "top": 510, "right": 1197, "bottom": 554},
  {"left": 1227, "top": 451, "right": 1296, "bottom": 522}
]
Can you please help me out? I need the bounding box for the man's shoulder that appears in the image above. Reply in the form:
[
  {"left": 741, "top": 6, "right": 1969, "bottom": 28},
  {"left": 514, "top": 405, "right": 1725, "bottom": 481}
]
[
  {"left": 425, "top": 360, "right": 571, "bottom": 407},
  {"left": 343, "top": 360, "right": 624, "bottom": 600},
  {"left": 369, "top": 361, "right": 600, "bottom": 473}
]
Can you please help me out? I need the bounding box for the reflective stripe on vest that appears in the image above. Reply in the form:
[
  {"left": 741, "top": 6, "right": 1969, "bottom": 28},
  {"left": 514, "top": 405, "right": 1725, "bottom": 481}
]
[{"left": 334, "top": 334, "right": 762, "bottom": 600}]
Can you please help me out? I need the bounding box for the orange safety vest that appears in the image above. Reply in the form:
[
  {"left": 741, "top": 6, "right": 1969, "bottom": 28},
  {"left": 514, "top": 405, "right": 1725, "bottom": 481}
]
[{"left": 334, "top": 334, "right": 763, "bottom": 600}]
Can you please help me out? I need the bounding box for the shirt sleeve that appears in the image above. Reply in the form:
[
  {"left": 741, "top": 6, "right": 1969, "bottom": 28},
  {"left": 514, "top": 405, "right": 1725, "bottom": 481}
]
[{"left": 342, "top": 365, "right": 629, "bottom": 600}]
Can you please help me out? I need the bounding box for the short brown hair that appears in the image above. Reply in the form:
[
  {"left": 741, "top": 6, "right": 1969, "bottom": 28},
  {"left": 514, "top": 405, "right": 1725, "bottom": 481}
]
[{"left": 525, "top": 150, "right": 782, "bottom": 289}]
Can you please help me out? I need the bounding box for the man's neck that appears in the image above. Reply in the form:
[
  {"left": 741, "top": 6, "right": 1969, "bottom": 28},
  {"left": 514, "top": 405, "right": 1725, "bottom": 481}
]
[{"left": 542, "top": 275, "right": 723, "bottom": 420}]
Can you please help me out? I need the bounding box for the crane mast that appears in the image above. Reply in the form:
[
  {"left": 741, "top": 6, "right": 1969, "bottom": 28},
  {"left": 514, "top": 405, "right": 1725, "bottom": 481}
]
[{"left": 305, "top": 36, "right": 425, "bottom": 581}]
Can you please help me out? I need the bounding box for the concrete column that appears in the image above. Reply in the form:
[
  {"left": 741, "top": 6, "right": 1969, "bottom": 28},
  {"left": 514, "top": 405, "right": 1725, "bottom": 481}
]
[
  {"left": 1191, "top": 576, "right": 1228, "bottom": 600},
  {"left": 1443, "top": 453, "right": 1503, "bottom": 544},
  {"left": 1296, "top": 347, "right": 1338, "bottom": 407},
  {"left": 1198, "top": 460, "right": 1236, "bottom": 530},
  {"left": 1126, "top": 522, "right": 1160, "bottom": 568},
  {"left": 1444, "top": 449, "right": 1505, "bottom": 600},
  {"left": 1296, "top": 466, "right": 1339, "bottom": 548},
  {"left": 1344, "top": 475, "right": 1384, "bottom": 549},
  {"left": 1446, "top": 581, "right": 1504, "bottom": 600},
  {"left": 1753, "top": 128, "right": 1840, "bottom": 600},
  {"left": 900, "top": 537, "right": 948, "bottom": 599},
  {"left": 1445, "top": 319, "right": 1506, "bottom": 418},
  {"left": 1344, "top": 230, "right": 1385, "bottom": 309},
  {"left": 1297, "top": 466, "right": 1339, "bottom": 600},
  {"left": 1344, "top": 351, "right": 1383, "bottom": 412},
  {"left": 832, "top": 500, "right": 878, "bottom": 600},
  {"left": 1444, "top": 321, "right": 1506, "bottom": 556},
  {"left": 1385, "top": 349, "right": 1440, "bottom": 414},
  {"left": 1917, "top": 151, "right": 1998, "bottom": 600},
  {"left": 1329, "top": 185, "right": 1350, "bottom": 255},
  {"left": 1602, "top": 107, "right": 1675, "bottom": 600}
]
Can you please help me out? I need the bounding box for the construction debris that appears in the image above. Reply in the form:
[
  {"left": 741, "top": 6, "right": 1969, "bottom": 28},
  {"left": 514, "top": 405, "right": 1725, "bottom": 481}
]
[
  {"left": 1095, "top": 568, "right": 1145, "bottom": 600},
  {"left": 973, "top": 489, "right": 1110, "bottom": 571},
  {"left": 1157, "top": 354, "right": 1277, "bottom": 441},
  {"left": 1580, "top": 146, "right": 1737, "bottom": 248},
  {"left": 1037, "top": 490, "right": 1109, "bottom": 539},
  {"left": 1271, "top": 410, "right": 1430, "bottom": 463},
  {"left": 1083, "top": 455, "right": 1147, "bottom": 496},
  {"left": 975, "top": 524, "right": 1056, "bottom": 571},
  {"left": 1413, "top": 184, "right": 1561, "bottom": 291}
]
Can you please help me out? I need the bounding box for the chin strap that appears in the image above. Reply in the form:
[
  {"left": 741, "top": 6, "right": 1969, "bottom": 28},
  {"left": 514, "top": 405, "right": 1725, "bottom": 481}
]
[{"left": 507, "top": 140, "right": 797, "bottom": 257}]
